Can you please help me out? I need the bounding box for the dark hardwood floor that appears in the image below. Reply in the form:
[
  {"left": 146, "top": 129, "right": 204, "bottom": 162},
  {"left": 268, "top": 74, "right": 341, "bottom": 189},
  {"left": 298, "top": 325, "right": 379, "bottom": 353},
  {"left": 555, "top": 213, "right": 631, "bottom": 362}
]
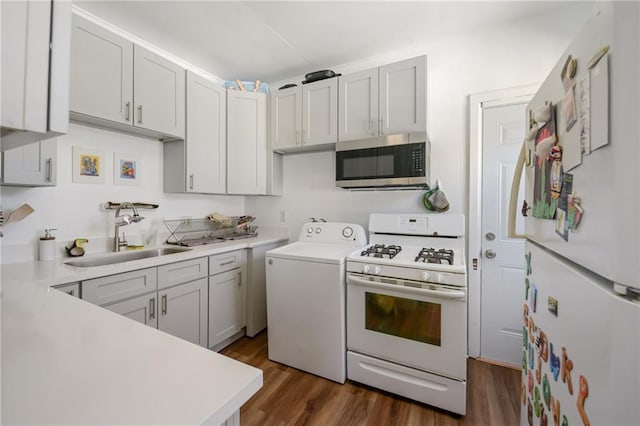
[{"left": 221, "top": 331, "right": 521, "bottom": 425}]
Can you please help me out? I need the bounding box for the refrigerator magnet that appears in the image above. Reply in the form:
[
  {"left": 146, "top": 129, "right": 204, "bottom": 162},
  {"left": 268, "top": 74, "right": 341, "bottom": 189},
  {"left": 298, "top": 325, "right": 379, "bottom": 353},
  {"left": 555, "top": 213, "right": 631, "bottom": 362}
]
[
  {"left": 531, "top": 283, "right": 538, "bottom": 312},
  {"left": 548, "top": 296, "right": 558, "bottom": 316},
  {"left": 542, "top": 374, "right": 551, "bottom": 409},
  {"left": 549, "top": 343, "right": 561, "bottom": 381},
  {"left": 525, "top": 278, "right": 531, "bottom": 300},
  {"left": 561, "top": 347, "right": 574, "bottom": 395},
  {"left": 525, "top": 252, "right": 532, "bottom": 275}
]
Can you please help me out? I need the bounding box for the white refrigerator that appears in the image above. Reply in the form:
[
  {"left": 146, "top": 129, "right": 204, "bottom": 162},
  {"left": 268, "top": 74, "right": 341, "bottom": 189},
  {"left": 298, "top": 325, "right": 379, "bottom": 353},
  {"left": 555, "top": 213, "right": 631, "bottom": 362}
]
[{"left": 510, "top": 2, "right": 640, "bottom": 425}]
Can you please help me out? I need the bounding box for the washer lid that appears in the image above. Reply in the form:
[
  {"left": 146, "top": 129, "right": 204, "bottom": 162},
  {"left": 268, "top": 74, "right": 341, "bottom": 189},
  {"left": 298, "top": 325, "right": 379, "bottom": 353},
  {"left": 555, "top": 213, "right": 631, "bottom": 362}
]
[{"left": 265, "top": 242, "right": 361, "bottom": 264}]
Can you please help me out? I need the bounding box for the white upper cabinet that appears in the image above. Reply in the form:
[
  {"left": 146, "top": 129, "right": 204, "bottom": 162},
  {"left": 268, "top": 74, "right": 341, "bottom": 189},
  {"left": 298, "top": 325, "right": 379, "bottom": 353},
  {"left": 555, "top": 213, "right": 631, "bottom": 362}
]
[
  {"left": 70, "top": 14, "right": 133, "bottom": 125},
  {"left": 70, "top": 14, "right": 185, "bottom": 140},
  {"left": 338, "top": 55, "right": 427, "bottom": 141},
  {"left": 186, "top": 72, "right": 226, "bottom": 194},
  {"left": 133, "top": 46, "right": 185, "bottom": 138},
  {"left": 271, "top": 86, "right": 302, "bottom": 151},
  {"left": 227, "top": 91, "right": 267, "bottom": 195},
  {"left": 378, "top": 55, "right": 427, "bottom": 136},
  {"left": 270, "top": 79, "right": 339, "bottom": 153},
  {"left": 1, "top": 0, "right": 71, "bottom": 151},
  {"left": 164, "top": 72, "right": 226, "bottom": 194},
  {"left": 1, "top": 138, "right": 57, "bottom": 186},
  {"left": 338, "top": 68, "right": 379, "bottom": 141},
  {"left": 302, "top": 78, "right": 339, "bottom": 147}
]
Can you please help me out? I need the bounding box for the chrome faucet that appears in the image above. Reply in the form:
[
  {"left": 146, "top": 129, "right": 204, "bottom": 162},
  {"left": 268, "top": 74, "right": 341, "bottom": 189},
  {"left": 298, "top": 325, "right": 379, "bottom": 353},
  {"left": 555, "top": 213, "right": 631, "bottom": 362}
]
[{"left": 114, "top": 202, "right": 144, "bottom": 252}]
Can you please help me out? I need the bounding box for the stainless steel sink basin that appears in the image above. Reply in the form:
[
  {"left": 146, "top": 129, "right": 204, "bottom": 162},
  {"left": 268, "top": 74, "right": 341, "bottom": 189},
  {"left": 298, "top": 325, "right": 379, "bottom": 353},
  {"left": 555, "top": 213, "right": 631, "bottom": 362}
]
[{"left": 65, "top": 247, "right": 192, "bottom": 268}]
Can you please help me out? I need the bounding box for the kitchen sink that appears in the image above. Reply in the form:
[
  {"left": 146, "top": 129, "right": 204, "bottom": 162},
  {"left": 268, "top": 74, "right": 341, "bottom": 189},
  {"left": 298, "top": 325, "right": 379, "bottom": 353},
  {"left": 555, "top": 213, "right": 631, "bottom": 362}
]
[{"left": 64, "top": 247, "right": 192, "bottom": 268}]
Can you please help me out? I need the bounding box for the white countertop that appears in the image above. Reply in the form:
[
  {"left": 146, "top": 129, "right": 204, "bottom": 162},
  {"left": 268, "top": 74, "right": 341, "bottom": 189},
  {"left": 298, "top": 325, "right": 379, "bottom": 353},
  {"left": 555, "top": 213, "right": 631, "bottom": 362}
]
[{"left": 1, "top": 227, "right": 289, "bottom": 425}]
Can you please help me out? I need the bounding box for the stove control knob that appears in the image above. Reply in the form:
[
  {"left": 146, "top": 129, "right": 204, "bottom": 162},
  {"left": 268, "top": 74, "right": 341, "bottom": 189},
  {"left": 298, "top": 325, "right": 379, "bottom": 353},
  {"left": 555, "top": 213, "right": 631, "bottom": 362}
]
[
  {"left": 315, "top": 227, "right": 321, "bottom": 234},
  {"left": 307, "top": 227, "right": 313, "bottom": 234},
  {"left": 342, "top": 226, "right": 353, "bottom": 238},
  {"left": 374, "top": 266, "right": 381, "bottom": 275},
  {"left": 363, "top": 265, "right": 370, "bottom": 273},
  {"left": 436, "top": 274, "right": 445, "bottom": 283},
  {"left": 421, "top": 272, "right": 431, "bottom": 282}
]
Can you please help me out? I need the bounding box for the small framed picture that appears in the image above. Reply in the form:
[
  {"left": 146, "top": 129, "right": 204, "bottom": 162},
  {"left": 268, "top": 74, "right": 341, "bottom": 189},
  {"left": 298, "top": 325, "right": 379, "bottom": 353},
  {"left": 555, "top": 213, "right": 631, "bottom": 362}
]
[
  {"left": 72, "top": 146, "right": 105, "bottom": 184},
  {"left": 114, "top": 152, "right": 140, "bottom": 186}
]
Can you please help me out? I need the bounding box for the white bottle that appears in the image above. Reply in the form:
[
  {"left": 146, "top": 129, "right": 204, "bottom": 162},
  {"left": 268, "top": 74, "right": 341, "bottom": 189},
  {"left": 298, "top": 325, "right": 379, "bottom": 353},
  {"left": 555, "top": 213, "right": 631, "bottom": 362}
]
[{"left": 39, "top": 228, "right": 57, "bottom": 261}]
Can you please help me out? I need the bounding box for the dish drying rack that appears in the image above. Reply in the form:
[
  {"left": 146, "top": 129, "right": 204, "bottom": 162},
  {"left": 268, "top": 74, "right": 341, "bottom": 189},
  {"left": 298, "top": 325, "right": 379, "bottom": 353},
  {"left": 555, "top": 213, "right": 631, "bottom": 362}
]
[{"left": 163, "top": 216, "right": 257, "bottom": 247}]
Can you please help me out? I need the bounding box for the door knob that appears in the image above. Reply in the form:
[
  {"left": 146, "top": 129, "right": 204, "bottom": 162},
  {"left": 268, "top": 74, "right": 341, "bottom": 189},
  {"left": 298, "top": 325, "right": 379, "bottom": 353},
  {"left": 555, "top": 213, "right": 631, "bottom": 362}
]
[
  {"left": 485, "top": 249, "right": 496, "bottom": 259},
  {"left": 485, "top": 232, "right": 495, "bottom": 241}
]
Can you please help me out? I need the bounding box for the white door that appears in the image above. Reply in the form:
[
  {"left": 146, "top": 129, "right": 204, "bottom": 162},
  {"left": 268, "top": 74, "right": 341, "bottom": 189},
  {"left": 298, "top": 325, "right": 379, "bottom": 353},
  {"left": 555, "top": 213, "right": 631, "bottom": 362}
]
[
  {"left": 226, "top": 90, "right": 267, "bottom": 195},
  {"left": 338, "top": 68, "right": 378, "bottom": 141},
  {"left": 378, "top": 55, "right": 426, "bottom": 135},
  {"left": 104, "top": 293, "right": 158, "bottom": 328},
  {"left": 133, "top": 45, "right": 185, "bottom": 138},
  {"left": 480, "top": 102, "right": 526, "bottom": 366},
  {"left": 70, "top": 14, "right": 133, "bottom": 125},
  {"left": 2, "top": 138, "right": 56, "bottom": 186},
  {"left": 158, "top": 278, "right": 208, "bottom": 347},
  {"left": 186, "top": 71, "right": 226, "bottom": 194},
  {"left": 209, "top": 269, "right": 244, "bottom": 348},
  {"left": 302, "top": 78, "right": 338, "bottom": 146},
  {"left": 271, "top": 85, "right": 301, "bottom": 150}
]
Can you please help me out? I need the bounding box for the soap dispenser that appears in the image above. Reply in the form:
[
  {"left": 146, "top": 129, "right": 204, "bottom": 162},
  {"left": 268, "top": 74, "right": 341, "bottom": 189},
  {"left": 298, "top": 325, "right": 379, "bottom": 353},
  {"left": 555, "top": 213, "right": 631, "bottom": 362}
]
[{"left": 39, "top": 228, "right": 57, "bottom": 261}]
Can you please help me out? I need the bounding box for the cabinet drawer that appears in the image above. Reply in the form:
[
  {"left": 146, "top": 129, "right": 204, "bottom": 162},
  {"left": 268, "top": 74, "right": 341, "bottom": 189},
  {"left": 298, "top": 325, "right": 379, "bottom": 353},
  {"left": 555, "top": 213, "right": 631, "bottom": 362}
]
[
  {"left": 82, "top": 267, "right": 157, "bottom": 306},
  {"left": 209, "top": 250, "right": 245, "bottom": 275},
  {"left": 157, "top": 257, "right": 208, "bottom": 290},
  {"left": 53, "top": 282, "right": 80, "bottom": 298}
]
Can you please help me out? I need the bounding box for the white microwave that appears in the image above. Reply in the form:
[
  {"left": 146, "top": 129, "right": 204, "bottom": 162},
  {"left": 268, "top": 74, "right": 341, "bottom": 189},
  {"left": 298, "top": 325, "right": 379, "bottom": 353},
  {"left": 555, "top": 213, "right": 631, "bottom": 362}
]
[{"left": 336, "top": 132, "right": 430, "bottom": 189}]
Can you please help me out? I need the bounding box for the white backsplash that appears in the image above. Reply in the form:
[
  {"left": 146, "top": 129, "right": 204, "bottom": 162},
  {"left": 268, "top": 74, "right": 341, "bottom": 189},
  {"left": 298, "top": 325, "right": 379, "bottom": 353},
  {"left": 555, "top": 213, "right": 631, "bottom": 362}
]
[{"left": 0, "top": 123, "right": 244, "bottom": 264}]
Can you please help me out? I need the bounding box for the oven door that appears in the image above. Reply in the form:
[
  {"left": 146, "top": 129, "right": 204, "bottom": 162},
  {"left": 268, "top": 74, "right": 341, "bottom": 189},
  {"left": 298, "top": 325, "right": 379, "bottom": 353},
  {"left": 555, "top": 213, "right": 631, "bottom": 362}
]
[
  {"left": 346, "top": 273, "right": 467, "bottom": 380},
  {"left": 335, "top": 141, "right": 428, "bottom": 188}
]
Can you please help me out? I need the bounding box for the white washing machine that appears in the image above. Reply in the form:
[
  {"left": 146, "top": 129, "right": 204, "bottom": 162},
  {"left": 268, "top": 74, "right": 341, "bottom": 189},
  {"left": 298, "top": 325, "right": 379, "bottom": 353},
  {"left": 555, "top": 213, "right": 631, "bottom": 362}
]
[{"left": 265, "top": 221, "right": 367, "bottom": 383}]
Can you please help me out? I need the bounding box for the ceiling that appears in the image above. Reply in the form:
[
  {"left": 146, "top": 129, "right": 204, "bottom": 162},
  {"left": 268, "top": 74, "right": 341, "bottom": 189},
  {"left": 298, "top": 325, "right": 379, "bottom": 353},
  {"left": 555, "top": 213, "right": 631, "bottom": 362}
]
[{"left": 74, "top": 1, "right": 594, "bottom": 83}]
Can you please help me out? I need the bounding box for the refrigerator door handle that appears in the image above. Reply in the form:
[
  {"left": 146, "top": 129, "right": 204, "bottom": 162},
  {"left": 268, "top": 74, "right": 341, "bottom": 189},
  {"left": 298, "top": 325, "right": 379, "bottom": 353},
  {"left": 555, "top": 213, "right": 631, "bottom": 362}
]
[{"left": 508, "top": 139, "right": 527, "bottom": 239}]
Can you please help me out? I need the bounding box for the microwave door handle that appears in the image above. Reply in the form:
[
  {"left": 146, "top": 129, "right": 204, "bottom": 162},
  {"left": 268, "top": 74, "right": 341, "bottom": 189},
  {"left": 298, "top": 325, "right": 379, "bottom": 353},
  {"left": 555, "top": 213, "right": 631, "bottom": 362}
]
[
  {"left": 508, "top": 139, "right": 528, "bottom": 239},
  {"left": 347, "top": 275, "right": 466, "bottom": 299}
]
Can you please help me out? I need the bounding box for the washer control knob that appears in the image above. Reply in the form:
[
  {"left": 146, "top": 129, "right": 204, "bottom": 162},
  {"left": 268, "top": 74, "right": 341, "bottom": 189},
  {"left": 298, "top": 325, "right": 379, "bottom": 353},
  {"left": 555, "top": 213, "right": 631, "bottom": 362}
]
[
  {"left": 307, "top": 227, "right": 313, "bottom": 234},
  {"left": 421, "top": 272, "right": 431, "bottom": 282},
  {"left": 436, "top": 274, "right": 445, "bottom": 283},
  {"left": 315, "top": 227, "right": 321, "bottom": 234},
  {"left": 342, "top": 226, "right": 353, "bottom": 238},
  {"left": 374, "top": 266, "right": 381, "bottom": 275},
  {"left": 363, "top": 264, "right": 370, "bottom": 273}
]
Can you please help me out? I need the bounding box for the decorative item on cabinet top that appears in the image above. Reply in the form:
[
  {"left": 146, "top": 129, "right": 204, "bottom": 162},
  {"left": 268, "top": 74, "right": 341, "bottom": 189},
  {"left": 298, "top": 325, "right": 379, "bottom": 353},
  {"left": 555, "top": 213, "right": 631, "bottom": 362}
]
[
  {"left": 164, "top": 215, "right": 257, "bottom": 247},
  {"left": 225, "top": 80, "right": 269, "bottom": 93}
]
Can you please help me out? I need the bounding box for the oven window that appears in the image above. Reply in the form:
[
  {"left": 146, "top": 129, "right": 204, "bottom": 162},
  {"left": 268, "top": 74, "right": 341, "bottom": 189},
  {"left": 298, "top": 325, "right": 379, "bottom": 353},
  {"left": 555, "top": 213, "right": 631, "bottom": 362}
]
[{"left": 365, "top": 292, "right": 441, "bottom": 346}]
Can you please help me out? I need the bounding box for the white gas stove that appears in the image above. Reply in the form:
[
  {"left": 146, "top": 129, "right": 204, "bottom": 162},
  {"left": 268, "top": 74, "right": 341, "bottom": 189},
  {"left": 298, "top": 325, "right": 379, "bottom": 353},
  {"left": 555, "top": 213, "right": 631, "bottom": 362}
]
[
  {"left": 346, "top": 213, "right": 468, "bottom": 415},
  {"left": 346, "top": 213, "right": 466, "bottom": 286}
]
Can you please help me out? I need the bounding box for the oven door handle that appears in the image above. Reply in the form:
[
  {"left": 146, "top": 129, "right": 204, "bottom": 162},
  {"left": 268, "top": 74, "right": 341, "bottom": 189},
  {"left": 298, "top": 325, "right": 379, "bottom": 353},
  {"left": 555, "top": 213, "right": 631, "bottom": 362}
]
[{"left": 347, "top": 275, "right": 466, "bottom": 300}]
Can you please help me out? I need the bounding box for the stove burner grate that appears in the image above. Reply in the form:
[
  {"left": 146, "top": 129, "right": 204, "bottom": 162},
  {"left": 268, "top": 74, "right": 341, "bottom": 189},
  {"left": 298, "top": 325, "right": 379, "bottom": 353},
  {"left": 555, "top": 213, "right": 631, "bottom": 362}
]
[
  {"left": 415, "top": 248, "right": 454, "bottom": 265},
  {"left": 361, "top": 244, "right": 402, "bottom": 259}
]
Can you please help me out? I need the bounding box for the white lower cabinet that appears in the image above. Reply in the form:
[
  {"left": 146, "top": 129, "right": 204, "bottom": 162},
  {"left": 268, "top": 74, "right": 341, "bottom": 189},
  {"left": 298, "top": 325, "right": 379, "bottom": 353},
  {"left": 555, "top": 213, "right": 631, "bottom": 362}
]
[
  {"left": 208, "top": 250, "right": 246, "bottom": 350},
  {"left": 158, "top": 278, "right": 208, "bottom": 347},
  {"left": 105, "top": 292, "right": 158, "bottom": 328},
  {"left": 82, "top": 258, "right": 208, "bottom": 347},
  {"left": 52, "top": 282, "right": 80, "bottom": 298}
]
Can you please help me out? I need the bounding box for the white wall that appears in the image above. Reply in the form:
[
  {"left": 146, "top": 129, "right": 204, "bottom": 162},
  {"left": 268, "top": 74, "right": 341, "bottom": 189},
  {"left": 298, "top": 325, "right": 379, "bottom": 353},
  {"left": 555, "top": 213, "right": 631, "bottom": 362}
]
[
  {"left": 0, "top": 124, "right": 244, "bottom": 263},
  {"left": 246, "top": 4, "right": 594, "bottom": 238}
]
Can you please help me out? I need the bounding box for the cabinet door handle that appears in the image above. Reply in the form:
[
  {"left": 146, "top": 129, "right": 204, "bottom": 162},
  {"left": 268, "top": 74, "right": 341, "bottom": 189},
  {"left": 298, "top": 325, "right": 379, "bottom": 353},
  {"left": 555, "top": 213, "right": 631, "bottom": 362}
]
[
  {"left": 45, "top": 158, "right": 52, "bottom": 182},
  {"left": 137, "top": 105, "right": 143, "bottom": 124},
  {"left": 379, "top": 118, "right": 384, "bottom": 135},
  {"left": 125, "top": 102, "right": 131, "bottom": 121},
  {"left": 66, "top": 289, "right": 74, "bottom": 296},
  {"left": 220, "top": 260, "right": 235, "bottom": 266},
  {"left": 189, "top": 174, "right": 194, "bottom": 190},
  {"left": 150, "top": 297, "right": 155, "bottom": 319},
  {"left": 237, "top": 270, "right": 242, "bottom": 286},
  {"left": 161, "top": 294, "right": 167, "bottom": 315},
  {"left": 296, "top": 130, "right": 301, "bottom": 144}
]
